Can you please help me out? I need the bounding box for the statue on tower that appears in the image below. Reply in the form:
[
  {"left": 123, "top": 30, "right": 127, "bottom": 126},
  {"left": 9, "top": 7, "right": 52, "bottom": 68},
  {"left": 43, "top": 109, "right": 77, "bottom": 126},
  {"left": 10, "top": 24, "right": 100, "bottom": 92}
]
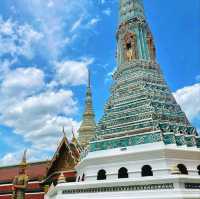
[
  {"left": 124, "top": 32, "right": 137, "bottom": 62},
  {"left": 12, "top": 150, "right": 29, "bottom": 199}
]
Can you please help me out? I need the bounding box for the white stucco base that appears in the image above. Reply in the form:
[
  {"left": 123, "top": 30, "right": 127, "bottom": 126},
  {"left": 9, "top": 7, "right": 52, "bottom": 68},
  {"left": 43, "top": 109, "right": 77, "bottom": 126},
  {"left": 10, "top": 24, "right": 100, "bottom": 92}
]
[
  {"left": 45, "top": 176, "right": 200, "bottom": 199},
  {"left": 45, "top": 142, "right": 200, "bottom": 199}
]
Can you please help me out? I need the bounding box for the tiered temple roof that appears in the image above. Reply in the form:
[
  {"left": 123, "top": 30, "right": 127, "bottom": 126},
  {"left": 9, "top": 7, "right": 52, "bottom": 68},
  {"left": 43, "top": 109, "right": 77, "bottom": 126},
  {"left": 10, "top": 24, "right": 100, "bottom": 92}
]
[{"left": 0, "top": 130, "right": 81, "bottom": 199}]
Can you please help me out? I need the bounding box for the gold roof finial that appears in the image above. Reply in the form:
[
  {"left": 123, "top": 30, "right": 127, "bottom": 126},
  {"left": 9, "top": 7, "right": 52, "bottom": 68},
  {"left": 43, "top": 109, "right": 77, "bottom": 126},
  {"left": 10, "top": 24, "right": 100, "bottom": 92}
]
[
  {"left": 88, "top": 68, "right": 91, "bottom": 88},
  {"left": 71, "top": 126, "right": 78, "bottom": 144},
  {"left": 62, "top": 126, "right": 66, "bottom": 137},
  {"left": 19, "top": 149, "right": 28, "bottom": 168}
]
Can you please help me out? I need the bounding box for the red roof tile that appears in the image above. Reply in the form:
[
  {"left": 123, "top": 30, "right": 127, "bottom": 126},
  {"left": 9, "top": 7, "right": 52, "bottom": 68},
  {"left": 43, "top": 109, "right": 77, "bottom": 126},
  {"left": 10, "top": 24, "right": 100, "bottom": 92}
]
[
  {"left": 0, "top": 195, "right": 12, "bottom": 199},
  {"left": 0, "top": 194, "right": 44, "bottom": 199},
  {"left": 0, "top": 161, "right": 48, "bottom": 182},
  {"left": 26, "top": 194, "right": 44, "bottom": 199}
]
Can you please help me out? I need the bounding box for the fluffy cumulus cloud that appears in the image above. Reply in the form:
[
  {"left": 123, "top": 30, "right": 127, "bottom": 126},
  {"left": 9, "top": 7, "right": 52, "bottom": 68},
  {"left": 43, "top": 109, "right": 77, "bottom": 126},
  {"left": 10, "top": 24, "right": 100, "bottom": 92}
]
[
  {"left": 14, "top": 0, "right": 97, "bottom": 60},
  {"left": 0, "top": 80, "right": 79, "bottom": 145},
  {"left": 0, "top": 17, "right": 43, "bottom": 59},
  {"left": 0, "top": 0, "right": 110, "bottom": 165},
  {"left": 1, "top": 67, "right": 44, "bottom": 97},
  {"left": 174, "top": 83, "right": 200, "bottom": 124},
  {"left": 0, "top": 153, "right": 19, "bottom": 166},
  {"left": 55, "top": 58, "right": 93, "bottom": 86}
]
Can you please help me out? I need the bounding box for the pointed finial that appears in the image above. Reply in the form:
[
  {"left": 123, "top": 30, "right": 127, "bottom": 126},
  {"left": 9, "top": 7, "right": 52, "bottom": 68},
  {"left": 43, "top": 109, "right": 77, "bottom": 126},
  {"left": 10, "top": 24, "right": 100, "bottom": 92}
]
[
  {"left": 88, "top": 68, "right": 91, "bottom": 88},
  {"left": 22, "top": 149, "right": 27, "bottom": 163},
  {"left": 62, "top": 126, "right": 66, "bottom": 137},
  {"left": 71, "top": 126, "right": 78, "bottom": 144},
  {"left": 20, "top": 149, "right": 28, "bottom": 168},
  {"left": 71, "top": 126, "right": 75, "bottom": 138}
]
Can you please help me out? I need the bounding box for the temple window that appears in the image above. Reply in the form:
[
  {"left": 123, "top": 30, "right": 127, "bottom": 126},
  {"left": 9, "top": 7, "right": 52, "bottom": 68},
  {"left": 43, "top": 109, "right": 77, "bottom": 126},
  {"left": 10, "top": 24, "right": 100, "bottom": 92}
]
[
  {"left": 177, "top": 164, "right": 188, "bottom": 175},
  {"left": 97, "top": 169, "right": 107, "bottom": 180},
  {"left": 126, "top": 42, "right": 132, "bottom": 50},
  {"left": 118, "top": 167, "right": 129, "bottom": 179},
  {"left": 197, "top": 165, "right": 200, "bottom": 175},
  {"left": 141, "top": 165, "right": 153, "bottom": 177},
  {"left": 82, "top": 174, "right": 85, "bottom": 181}
]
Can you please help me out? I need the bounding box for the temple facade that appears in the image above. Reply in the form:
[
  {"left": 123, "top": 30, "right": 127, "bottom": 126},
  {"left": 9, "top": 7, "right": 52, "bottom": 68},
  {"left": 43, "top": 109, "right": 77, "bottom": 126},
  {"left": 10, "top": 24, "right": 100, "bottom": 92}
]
[
  {"left": 46, "top": 0, "right": 200, "bottom": 199},
  {"left": 0, "top": 132, "right": 80, "bottom": 199}
]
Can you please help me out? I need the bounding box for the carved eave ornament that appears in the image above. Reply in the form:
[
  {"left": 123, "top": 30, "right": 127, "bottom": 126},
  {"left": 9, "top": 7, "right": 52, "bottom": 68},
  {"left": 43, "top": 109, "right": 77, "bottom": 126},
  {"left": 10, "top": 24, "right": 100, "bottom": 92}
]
[{"left": 46, "top": 135, "right": 80, "bottom": 178}]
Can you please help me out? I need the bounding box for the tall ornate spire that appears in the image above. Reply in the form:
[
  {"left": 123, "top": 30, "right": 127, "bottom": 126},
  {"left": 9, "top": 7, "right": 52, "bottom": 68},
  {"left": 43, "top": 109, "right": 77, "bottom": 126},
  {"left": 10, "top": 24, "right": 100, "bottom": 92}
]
[
  {"left": 78, "top": 70, "right": 96, "bottom": 148},
  {"left": 89, "top": 0, "right": 198, "bottom": 152}
]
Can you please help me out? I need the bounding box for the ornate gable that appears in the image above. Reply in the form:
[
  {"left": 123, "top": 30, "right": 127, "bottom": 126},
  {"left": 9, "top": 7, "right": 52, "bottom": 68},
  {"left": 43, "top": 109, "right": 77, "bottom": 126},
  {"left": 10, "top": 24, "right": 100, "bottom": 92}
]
[{"left": 46, "top": 133, "right": 81, "bottom": 180}]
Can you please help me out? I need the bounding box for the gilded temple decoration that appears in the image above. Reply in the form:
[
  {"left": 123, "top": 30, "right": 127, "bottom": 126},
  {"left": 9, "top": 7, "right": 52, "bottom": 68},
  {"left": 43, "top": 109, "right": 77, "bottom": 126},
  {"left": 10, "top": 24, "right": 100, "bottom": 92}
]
[
  {"left": 12, "top": 150, "right": 29, "bottom": 199},
  {"left": 123, "top": 32, "right": 137, "bottom": 62}
]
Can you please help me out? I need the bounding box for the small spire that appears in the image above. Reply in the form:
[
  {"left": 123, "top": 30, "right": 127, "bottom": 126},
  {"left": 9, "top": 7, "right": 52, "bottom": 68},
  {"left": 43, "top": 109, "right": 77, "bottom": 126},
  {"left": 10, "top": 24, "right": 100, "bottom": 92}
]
[
  {"left": 88, "top": 68, "right": 91, "bottom": 88},
  {"left": 20, "top": 149, "right": 28, "bottom": 168},
  {"left": 71, "top": 126, "right": 75, "bottom": 138},
  {"left": 22, "top": 149, "right": 27, "bottom": 163},
  {"left": 71, "top": 126, "right": 78, "bottom": 145},
  {"left": 78, "top": 69, "right": 96, "bottom": 148},
  {"left": 62, "top": 126, "right": 66, "bottom": 137}
]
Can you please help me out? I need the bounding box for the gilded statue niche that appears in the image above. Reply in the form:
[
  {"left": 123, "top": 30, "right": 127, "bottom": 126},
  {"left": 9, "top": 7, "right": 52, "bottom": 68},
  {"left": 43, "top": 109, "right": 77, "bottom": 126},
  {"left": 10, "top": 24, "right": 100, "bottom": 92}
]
[
  {"left": 147, "top": 31, "right": 156, "bottom": 60},
  {"left": 123, "top": 32, "right": 137, "bottom": 62}
]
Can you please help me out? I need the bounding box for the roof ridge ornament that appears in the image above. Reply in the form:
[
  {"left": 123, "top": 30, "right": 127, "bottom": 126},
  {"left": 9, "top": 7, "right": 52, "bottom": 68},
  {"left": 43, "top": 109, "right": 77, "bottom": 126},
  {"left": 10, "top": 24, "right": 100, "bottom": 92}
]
[{"left": 62, "top": 126, "right": 67, "bottom": 138}]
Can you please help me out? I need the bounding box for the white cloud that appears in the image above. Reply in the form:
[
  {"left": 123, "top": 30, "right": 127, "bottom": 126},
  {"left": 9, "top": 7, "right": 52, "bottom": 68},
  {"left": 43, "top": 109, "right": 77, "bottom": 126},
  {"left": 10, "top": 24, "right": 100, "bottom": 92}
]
[
  {"left": 102, "top": 8, "right": 112, "bottom": 16},
  {"left": 87, "top": 18, "right": 100, "bottom": 27},
  {"left": 0, "top": 17, "right": 43, "bottom": 59},
  {"left": 16, "top": 0, "right": 94, "bottom": 60},
  {"left": 0, "top": 62, "right": 80, "bottom": 162},
  {"left": 71, "top": 17, "right": 83, "bottom": 32},
  {"left": 174, "top": 83, "right": 200, "bottom": 121},
  {"left": 55, "top": 58, "right": 93, "bottom": 86},
  {"left": 1, "top": 67, "right": 44, "bottom": 98},
  {"left": 0, "top": 89, "right": 79, "bottom": 149},
  {"left": 105, "top": 67, "right": 116, "bottom": 83},
  {"left": 0, "top": 148, "right": 51, "bottom": 166},
  {"left": 0, "top": 152, "right": 19, "bottom": 166},
  {"left": 0, "top": 0, "right": 98, "bottom": 165},
  {"left": 47, "top": 0, "right": 54, "bottom": 8}
]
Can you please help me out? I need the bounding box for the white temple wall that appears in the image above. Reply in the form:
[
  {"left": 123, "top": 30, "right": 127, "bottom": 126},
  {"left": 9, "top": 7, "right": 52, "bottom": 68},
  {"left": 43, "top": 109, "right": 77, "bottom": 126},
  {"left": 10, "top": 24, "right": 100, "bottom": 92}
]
[{"left": 76, "top": 143, "right": 200, "bottom": 182}]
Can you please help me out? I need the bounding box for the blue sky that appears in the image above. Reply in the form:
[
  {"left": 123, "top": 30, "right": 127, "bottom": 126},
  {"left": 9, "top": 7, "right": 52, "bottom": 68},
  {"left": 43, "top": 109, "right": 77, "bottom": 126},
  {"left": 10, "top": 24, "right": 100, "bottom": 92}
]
[{"left": 0, "top": 0, "right": 199, "bottom": 165}]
